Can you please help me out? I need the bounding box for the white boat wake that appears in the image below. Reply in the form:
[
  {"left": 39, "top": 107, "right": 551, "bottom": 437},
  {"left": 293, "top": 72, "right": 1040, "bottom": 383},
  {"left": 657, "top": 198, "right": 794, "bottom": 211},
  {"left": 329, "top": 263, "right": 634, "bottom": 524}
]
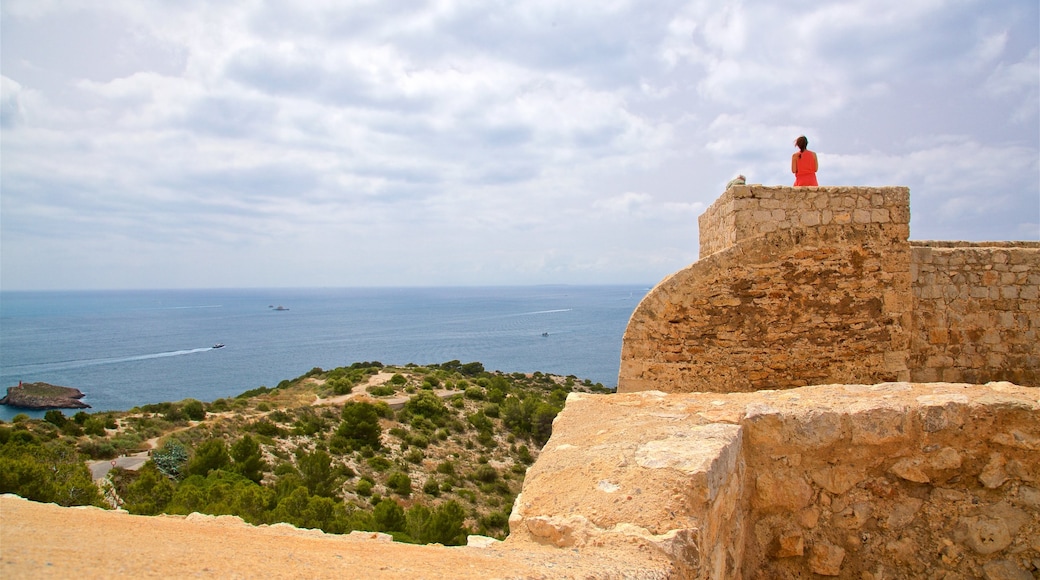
[{"left": 5, "top": 347, "right": 219, "bottom": 374}]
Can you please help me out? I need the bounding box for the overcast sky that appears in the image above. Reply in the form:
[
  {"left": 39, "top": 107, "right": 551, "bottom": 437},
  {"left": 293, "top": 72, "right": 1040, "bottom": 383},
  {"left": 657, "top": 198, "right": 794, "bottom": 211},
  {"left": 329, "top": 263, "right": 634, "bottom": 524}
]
[{"left": 2, "top": 0, "right": 1037, "bottom": 290}]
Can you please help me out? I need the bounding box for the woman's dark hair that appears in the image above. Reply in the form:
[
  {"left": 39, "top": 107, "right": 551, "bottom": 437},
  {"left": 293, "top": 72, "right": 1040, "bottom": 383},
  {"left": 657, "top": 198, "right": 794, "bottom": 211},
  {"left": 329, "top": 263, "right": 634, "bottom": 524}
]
[{"left": 795, "top": 136, "right": 809, "bottom": 151}]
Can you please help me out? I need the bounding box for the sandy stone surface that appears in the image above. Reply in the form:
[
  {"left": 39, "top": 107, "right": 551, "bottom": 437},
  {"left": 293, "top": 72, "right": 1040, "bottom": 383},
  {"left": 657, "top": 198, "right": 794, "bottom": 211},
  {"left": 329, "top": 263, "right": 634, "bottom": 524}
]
[
  {"left": 0, "top": 495, "right": 672, "bottom": 579},
  {"left": 509, "top": 382, "right": 1040, "bottom": 579}
]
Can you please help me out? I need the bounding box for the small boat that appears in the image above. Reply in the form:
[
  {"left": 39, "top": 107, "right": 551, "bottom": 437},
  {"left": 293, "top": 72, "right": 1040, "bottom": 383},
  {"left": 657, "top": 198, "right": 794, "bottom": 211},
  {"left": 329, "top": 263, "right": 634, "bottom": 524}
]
[
  {"left": 212, "top": 343, "right": 225, "bottom": 349},
  {"left": 273, "top": 306, "right": 289, "bottom": 311}
]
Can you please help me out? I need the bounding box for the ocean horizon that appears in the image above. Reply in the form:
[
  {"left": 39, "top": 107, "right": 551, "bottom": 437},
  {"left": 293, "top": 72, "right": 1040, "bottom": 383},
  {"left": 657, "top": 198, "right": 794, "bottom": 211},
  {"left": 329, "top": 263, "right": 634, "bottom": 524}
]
[{"left": 0, "top": 285, "right": 649, "bottom": 421}]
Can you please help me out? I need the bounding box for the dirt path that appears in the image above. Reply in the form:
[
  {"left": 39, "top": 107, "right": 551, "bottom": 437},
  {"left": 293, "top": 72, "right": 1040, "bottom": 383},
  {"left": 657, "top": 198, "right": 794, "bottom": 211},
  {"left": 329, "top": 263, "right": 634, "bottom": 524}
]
[
  {"left": 311, "top": 372, "right": 395, "bottom": 406},
  {"left": 311, "top": 372, "right": 455, "bottom": 410}
]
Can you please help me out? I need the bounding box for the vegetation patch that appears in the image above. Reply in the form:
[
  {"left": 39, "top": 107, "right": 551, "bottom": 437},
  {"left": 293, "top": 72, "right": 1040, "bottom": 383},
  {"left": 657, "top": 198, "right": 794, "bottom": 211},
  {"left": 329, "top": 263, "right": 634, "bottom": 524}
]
[{"left": 0, "top": 361, "right": 612, "bottom": 544}]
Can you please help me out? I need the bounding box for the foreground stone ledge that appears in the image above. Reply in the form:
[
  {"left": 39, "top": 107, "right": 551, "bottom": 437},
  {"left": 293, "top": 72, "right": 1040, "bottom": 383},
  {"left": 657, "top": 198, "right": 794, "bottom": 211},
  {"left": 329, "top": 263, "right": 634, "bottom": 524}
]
[
  {"left": 0, "top": 494, "right": 673, "bottom": 579},
  {"left": 509, "top": 382, "right": 1039, "bottom": 579}
]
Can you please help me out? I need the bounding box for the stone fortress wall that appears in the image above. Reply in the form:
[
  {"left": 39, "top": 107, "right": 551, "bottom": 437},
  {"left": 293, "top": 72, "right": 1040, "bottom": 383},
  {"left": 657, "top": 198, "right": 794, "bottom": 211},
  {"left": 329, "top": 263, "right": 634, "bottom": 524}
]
[
  {"left": 617, "top": 185, "right": 1039, "bottom": 394},
  {"left": 911, "top": 241, "right": 1039, "bottom": 386}
]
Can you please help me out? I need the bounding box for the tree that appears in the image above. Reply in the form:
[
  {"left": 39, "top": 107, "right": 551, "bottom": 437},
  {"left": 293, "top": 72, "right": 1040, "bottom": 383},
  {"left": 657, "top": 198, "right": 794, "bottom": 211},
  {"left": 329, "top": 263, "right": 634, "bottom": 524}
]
[
  {"left": 460, "top": 361, "right": 485, "bottom": 376},
  {"left": 230, "top": 435, "right": 267, "bottom": 483},
  {"left": 337, "top": 402, "right": 382, "bottom": 449},
  {"left": 272, "top": 486, "right": 311, "bottom": 528},
  {"left": 0, "top": 439, "right": 102, "bottom": 507},
  {"left": 121, "top": 463, "right": 175, "bottom": 515},
  {"left": 373, "top": 499, "right": 406, "bottom": 533},
  {"left": 43, "top": 410, "right": 67, "bottom": 427},
  {"left": 298, "top": 449, "right": 334, "bottom": 497},
  {"left": 405, "top": 504, "right": 432, "bottom": 541},
  {"left": 428, "top": 501, "right": 468, "bottom": 545},
  {"left": 185, "top": 439, "right": 230, "bottom": 477},
  {"left": 181, "top": 399, "right": 206, "bottom": 421}
]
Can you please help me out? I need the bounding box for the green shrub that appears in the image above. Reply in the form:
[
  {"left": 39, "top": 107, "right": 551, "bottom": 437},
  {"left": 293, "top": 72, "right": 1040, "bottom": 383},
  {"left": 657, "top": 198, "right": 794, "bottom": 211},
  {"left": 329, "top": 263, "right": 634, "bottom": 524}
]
[
  {"left": 403, "top": 392, "right": 447, "bottom": 425},
  {"left": 471, "top": 464, "right": 498, "bottom": 483},
  {"left": 386, "top": 471, "right": 412, "bottom": 496},
  {"left": 61, "top": 421, "right": 84, "bottom": 437},
  {"left": 230, "top": 435, "right": 267, "bottom": 483},
  {"left": 181, "top": 400, "right": 206, "bottom": 421},
  {"left": 298, "top": 449, "right": 335, "bottom": 497},
  {"left": 355, "top": 478, "right": 373, "bottom": 497},
  {"left": 516, "top": 445, "right": 534, "bottom": 464},
  {"left": 405, "top": 433, "right": 430, "bottom": 449},
  {"left": 367, "top": 385, "right": 395, "bottom": 397},
  {"left": 208, "top": 399, "right": 231, "bottom": 412},
  {"left": 77, "top": 439, "right": 117, "bottom": 460},
  {"left": 423, "top": 478, "right": 440, "bottom": 496},
  {"left": 436, "top": 460, "right": 455, "bottom": 475},
  {"left": 248, "top": 419, "right": 285, "bottom": 437},
  {"left": 43, "top": 410, "right": 67, "bottom": 427},
  {"left": 367, "top": 455, "right": 391, "bottom": 471}
]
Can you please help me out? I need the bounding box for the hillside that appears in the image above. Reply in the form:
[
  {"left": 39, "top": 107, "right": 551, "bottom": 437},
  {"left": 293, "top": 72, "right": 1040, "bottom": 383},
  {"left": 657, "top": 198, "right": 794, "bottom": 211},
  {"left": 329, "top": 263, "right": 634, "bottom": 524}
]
[{"left": 0, "top": 360, "right": 611, "bottom": 543}]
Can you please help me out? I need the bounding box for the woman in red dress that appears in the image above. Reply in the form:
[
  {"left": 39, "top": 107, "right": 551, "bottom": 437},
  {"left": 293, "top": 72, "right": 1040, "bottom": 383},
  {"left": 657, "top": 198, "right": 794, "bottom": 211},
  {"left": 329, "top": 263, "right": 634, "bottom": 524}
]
[{"left": 791, "top": 135, "right": 818, "bottom": 186}]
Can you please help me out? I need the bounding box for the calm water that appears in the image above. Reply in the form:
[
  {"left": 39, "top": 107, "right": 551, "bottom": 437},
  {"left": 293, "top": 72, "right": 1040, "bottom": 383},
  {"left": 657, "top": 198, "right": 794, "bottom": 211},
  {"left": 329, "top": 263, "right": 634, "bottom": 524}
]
[{"left": 0, "top": 286, "right": 648, "bottom": 420}]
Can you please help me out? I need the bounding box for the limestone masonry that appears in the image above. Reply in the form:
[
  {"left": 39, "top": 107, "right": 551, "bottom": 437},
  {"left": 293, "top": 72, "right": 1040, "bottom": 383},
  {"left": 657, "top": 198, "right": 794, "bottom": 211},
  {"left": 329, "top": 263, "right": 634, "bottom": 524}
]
[
  {"left": 510, "top": 382, "right": 1040, "bottom": 579},
  {"left": 618, "top": 185, "right": 1038, "bottom": 394},
  {"left": 3, "top": 186, "right": 1037, "bottom": 579}
]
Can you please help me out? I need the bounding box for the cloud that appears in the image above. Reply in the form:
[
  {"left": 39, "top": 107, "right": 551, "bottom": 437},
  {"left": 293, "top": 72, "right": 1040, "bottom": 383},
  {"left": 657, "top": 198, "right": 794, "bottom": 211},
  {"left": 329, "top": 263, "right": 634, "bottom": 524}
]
[
  {"left": 0, "top": 76, "right": 27, "bottom": 128},
  {"left": 0, "top": 0, "right": 1036, "bottom": 289}
]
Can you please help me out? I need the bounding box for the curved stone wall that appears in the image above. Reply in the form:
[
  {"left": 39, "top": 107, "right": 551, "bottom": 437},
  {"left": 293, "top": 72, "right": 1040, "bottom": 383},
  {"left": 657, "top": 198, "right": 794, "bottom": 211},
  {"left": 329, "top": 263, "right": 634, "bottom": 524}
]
[
  {"left": 619, "top": 186, "right": 913, "bottom": 394},
  {"left": 619, "top": 185, "right": 1039, "bottom": 394}
]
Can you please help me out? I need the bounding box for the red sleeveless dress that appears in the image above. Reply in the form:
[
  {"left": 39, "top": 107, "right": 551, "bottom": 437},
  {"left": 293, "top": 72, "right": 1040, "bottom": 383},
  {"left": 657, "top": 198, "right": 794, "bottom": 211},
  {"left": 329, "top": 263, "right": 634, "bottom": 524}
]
[{"left": 794, "top": 150, "right": 818, "bottom": 186}]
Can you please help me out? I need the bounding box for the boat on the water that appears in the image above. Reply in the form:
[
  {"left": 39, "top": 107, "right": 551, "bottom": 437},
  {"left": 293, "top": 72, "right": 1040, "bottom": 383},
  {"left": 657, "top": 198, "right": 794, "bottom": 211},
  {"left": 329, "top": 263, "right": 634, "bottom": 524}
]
[{"left": 212, "top": 343, "right": 225, "bottom": 349}]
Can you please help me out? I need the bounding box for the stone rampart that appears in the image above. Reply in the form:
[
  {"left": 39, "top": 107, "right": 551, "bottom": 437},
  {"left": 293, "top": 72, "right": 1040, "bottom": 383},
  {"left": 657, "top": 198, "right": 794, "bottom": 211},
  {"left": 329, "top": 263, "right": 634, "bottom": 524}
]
[
  {"left": 509, "top": 382, "right": 1040, "bottom": 578},
  {"left": 911, "top": 241, "right": 1040, "bottom": 387},
  {"left": 618, "top": 185, "right": 1039, "bottom": 393}
]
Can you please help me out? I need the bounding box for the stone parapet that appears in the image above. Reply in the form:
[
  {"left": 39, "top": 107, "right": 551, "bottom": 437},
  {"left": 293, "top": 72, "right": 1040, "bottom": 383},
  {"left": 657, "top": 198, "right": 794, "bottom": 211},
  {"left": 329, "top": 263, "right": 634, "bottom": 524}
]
[
  {"left": 509, "top": 382, "right": 1040, "bottom": 579},
  {"left": 698, "top": 185, "right": 910, "bottom": 259}
]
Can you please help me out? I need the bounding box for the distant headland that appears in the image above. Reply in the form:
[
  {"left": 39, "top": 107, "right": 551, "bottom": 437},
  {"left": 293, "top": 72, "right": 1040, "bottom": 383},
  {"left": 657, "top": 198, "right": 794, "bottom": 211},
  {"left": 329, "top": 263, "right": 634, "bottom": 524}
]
[{"left": 0, "top": 382, "right": 90, "bottom": 410}]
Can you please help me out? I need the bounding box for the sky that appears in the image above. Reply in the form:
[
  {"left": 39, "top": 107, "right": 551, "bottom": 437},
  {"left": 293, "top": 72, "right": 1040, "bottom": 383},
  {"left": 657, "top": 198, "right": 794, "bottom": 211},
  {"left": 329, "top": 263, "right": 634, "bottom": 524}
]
[{"left": 1, "top": 0, "right": 1037, "bottom": 291}]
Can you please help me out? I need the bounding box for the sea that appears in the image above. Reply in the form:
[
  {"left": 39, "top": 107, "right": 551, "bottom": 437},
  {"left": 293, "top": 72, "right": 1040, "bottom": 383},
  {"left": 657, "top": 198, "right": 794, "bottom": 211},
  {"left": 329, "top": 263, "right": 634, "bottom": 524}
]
[{"left": 0, "top": 285, "right": 649, "bottom": 421}]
